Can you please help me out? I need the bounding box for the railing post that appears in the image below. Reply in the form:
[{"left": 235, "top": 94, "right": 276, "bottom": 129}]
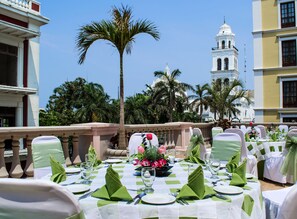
[
  {"left": 0, "top": 139, "right": 8, "bottom": 178},
  {"left": 9, "top": 137, "right": 23, "bottom": 178},
  {"left": 24, "top": 136, "right": 33, "bottom": 177},
  {"left": 62, "top": 135, "right": 72, "bottom": 166},
  {"left": 72, "top": 135, "right": 81, "bottom": 165}
]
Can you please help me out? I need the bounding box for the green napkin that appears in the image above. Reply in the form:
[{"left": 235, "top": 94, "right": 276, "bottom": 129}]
[
  {"left": 177, "top": 166, "right": 215, "bottom": 200},
  {"left": 230, "top": 159, "right": 247, "bottom": 187},
  {"left": 88, "top": 145, "right": 102, "bottom": 168},
  {"left": 226, "top": 152, "right": 240, "bottom": 173},
  {"left": 92, "top": 165, "right": 132, "bottom": 201},
  {"left": 50, "top": 155, "right": 66, "bottom": 183},
  {"left": 185, "top": 144, "right": 205, "bottom": 165}
]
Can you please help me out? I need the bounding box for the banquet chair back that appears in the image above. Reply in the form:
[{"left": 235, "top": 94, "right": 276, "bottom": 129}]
[
  {"left": 190, "top": 127, "right": 207, "bottom": 160},
  {"left": 279, "top": 125, "right": 289, "bottom": 133},
  {"left": 225, "top": 128, "right": 248, "bottom": 159},
  {"left": 277, "top": 183, "right": 297, "bottom": 219},
  {"left": 212, "top": 127, "right": 223, "bottom": 138},
  {"left": 256, "top": 125, "right": 267, "bottom": 138},
  {"left": 211, "top": 133, "right": 242, "bottom": 161},
  {"left": 289, "top": 126, "right": 297, "bottom": 131},
  {"left": 0, "top": 178, "right": 84, "bottom": 219},
  {"left": 240, "top": 125, "right": 247, "bottom": 134},
  {"left": 32, "top": 136, "right": 65, "bottom": 179},
  {"left": 128, "top": 133, "right": 159, "bottom": 155}
]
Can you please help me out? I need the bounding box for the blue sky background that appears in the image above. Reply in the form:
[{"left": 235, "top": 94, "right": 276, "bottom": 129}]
[{"left": 38, "top": 0, "right": 253, "bottom": 108}]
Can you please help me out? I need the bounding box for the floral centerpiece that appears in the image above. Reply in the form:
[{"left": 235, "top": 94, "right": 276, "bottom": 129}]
[
  {"left": 133, "top": 133, "right": 171, "bottom": 176},
  {"left": 245, "top": 122, "right": 259, "bottom": 141}
]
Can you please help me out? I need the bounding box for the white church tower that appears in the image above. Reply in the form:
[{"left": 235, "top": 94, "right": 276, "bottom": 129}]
[{"left": 211, "top": 22, "right": 239, "bottom": 85}]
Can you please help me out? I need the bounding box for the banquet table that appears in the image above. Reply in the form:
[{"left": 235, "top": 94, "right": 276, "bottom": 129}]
[{"left": 55, "top": 162, "right": 266, "bottom": 219}]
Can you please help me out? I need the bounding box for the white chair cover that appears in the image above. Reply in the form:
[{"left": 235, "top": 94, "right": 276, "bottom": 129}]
[
  {"left": 225, "top": 128, "right": 258, "bottom": 176},
  {"left": 128, "top": 133, "right": 159, "bottom": 155},
  {"left": 211, "top": 127, "right": 223, "bottom": 138},
  {"left": 0, "top": 178, "right": 84, "bottom": 219},
  {"left": 32, "top": 136, "right": 65, "bottom": 179},
  {"left": 289, "top": 126, "right": 297, "bottom": 131},
  {"left": 189, "top": 127, "right": 207, "bottom": 160},
  {"left": 263, "top": 186, "right": 293, "bottom": 219},
  {"left": 256, "top": 125, "right": 267, "bottom": 138},
  {"left": 264, "top": 129, "right": 297, "bottom": 184},
  {"left": 277, "top": 183, "right": 297, "bottom": 219},
  {"left": 211, "top": 133, "right": 242, "bottom": 162},
  {"left": 240, "top": 125, "right": 247, "bottom": 134},
  {"left": 279, "top": 125, "right": 289, "bottom": 133}
]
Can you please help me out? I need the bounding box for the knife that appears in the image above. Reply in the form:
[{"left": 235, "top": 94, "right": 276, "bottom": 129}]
[
  {"left": 134, "top": 192, "right": 146, "bottom": 205},
  {"left": 78, "top": 188, "right": 99, "bottom": 200}
]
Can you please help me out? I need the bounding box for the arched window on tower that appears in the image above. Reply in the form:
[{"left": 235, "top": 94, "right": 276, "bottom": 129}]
[
  {"left": 228, "top": 41, "right": 231, "bottom": 48},
  {"left": 222, "top": 40, "right": 225, "bottom": 49},
  {"left": 217, "top": 58, "right": 222, "bottom": 70},
  {"left": 224, "top": 78, "right": 229, "bottom": 86},
  {"left": 224, "top": 58, "right": 229, "bottom": 70}
]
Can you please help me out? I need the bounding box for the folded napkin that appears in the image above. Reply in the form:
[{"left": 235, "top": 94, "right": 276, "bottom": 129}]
[
  {"left": 50, "top": 156, "right": 66, "bottom": 183},
  {"left": 185, "top": 136, "right": 205, "bottom": 165},
  {"left": 88, "top": 145, "right": 102, "bottom": 167},
  {"left": 92, "top": 165, "right": 132, "bottom": 201},
  {"left": 230, "top": 159, "right": 247, "bottom": 187},
  {"left": 177, "top": 166, "right": 214, "bottom": 200},
  {"left": 226, "top": 152, "right": 240, "bottom": 173}
]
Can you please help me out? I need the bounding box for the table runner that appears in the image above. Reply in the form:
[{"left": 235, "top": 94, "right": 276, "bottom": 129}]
[{"left": 77, "top": 162, "right": 265, "bottom": 219}]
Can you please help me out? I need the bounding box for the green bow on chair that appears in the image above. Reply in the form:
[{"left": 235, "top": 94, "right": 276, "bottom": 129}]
[
  {"left": 281, "top": 136, "right": 297, "bottom": 182},
  {"left": 185, "top": 135, "right": 205, "bottom": 164}
]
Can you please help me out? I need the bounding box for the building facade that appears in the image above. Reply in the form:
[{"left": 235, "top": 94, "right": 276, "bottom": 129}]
[
  {"left": 0, "top": 0, "right": 48, "bottom": 127},
  {"left": 253, "top": 0, "right": 297, "bottom": 122}
]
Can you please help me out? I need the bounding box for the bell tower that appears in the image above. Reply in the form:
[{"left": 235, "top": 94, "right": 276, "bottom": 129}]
[{"left": 211, "top": 22, "right": 239, "bottom": 85}]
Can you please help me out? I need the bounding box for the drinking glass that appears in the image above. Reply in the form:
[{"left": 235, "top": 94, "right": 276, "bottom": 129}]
[
  {"left": 126, "top": 147, "right": 131, "bottom": 163},
  {"left": 166, "top": 149, "right": 176, "bottom": 164},
  {"left": 80, "top": 162, "right": 93, "bottom": 184},
  {"left": 209, "top": 154, "right": 220, "bottom": 179},
  {"left": 141, "top": 167, "right": 156, "bottom": 193}
]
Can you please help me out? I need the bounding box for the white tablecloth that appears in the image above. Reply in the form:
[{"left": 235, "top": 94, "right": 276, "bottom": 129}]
[{"left": 74, "top": 163, "right": 265, "bottom": 219}]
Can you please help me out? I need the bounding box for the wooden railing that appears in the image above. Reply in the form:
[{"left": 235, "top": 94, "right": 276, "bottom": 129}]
[{"left": 0, "top": 122, "right": 213, "bottom": 178}]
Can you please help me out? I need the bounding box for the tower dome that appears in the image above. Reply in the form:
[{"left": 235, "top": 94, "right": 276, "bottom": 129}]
[{"left": 217, "top": 23, "right": 234, "bottom": 36}]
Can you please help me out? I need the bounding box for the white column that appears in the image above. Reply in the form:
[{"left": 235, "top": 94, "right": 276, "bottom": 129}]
[{"left": 15, "top": 101, "right": 23, "bottom": 127}]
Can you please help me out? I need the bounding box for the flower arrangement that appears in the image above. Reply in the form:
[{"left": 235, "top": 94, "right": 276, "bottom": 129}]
[
  {"left": 268, "top": 128, "right": 286, "bottom": 141},
  {"left": 245, "top": 122, "right": 259, "bottom": 141},
  {"left": 133, "top": 133, "right": 168, "bottom": 168}
]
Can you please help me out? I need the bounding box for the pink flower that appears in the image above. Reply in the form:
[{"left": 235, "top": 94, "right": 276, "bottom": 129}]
[
  {"left": 151, "top": 160, "right": 160, "bottom": 168},
  {"left": 140, "top": 159, "right": 151, "bottom": 167},
  {"left": 158, "top": 145, "right": 166, "bottom": 154},
  {"left": 133, "top": 159, "right": 140, "bottom": 165},
  {"left": 158, "top": 158, "right": 167, "bottom": 167},
  {"left": 138, "top": 146, "right": 145, "bottom": 154},
  {"left": 146, "top": 133, "right": 153, "bottom": 140}
]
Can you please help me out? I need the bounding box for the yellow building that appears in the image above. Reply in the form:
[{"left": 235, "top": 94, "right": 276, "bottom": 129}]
[{"left": 253, "top": 0, "right": 297, "bottom": 122}]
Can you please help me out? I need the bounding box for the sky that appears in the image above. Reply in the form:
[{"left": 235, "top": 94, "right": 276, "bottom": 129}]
[{"left": 38, "top": 0, "right": 254, "bottom": 108}]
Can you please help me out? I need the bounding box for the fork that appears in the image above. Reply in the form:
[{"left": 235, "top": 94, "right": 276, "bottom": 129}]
[
  {"left": 78, "top": 188, "right": 99, "bottom": 200},
  {"left": 170, "top": 192, "right": 189, "bottom": 205}
]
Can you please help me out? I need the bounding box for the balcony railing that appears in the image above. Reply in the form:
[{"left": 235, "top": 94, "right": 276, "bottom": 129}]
[
  {"left": 212, "top": 45, "right": 238, "bottom": 51},
  {"left": 0, "top": 122, "right": 213, "bottom": 178},
  {"left": 1, "top": 0, "right": 41, "bottom": 14}
]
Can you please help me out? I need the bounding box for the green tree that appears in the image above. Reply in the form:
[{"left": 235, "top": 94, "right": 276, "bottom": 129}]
[
  {"left": 206, "top": 79, "right": 251, "bottom": 121},
  {"left": 124, "top": 93, "right": 149, "bottom": 124},
  {"left": 76, "top": 5, "right": 160, "bottom": 149},
  {"left": 153, "top": 69, "right": 193, "bottom": 122},
  {"left": 188, "top": 83, "right": 209, "bottom": 122}
]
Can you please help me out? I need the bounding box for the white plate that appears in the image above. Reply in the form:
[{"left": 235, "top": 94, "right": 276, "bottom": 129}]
[
  {"left": 213, "top": 185, "right": 243, "bottom": 195},
  {"left": 141, "top": 194, "right": 176, "bottom": 205},
  {"left": 105, "top": 159, "right": 123, "bottom": 164},
  {"left": 246, "top": 173, "right": 255, "bottom": 179},
  {"left": 65, "top": 167, "right": 80, "bottom": 174},
  {"left": 65, "top": 184, "right": 90, "bottom": 194}
]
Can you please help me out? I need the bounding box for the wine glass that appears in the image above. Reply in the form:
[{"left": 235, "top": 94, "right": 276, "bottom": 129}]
[
  {"left": 80, "top": 162, "right": 93, "bottom": 184},
  {"left": 141, "top": 167, "right": 156, "bottom": 193},
  {"left": 209, "top": 155, "right": 221, "bottom": 179}
]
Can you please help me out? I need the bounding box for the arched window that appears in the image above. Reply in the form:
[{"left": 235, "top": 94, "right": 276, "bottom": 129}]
[
  {"left": 224, "top": 78, "right": 229, "bottom": 86},
  {"left": 222, "top": 40, "right": 225, "bottom": 49},
  {"left": 217, "top": 58, "right": 222, "bottom": 70},
  {"left": 228, "top": 41, "right": 231, "bottom": 48},
  {"left": 224, "top": 58, "right": 229, "bottom": 70}
]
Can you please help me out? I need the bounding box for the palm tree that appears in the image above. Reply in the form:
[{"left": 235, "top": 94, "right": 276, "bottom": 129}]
[
  {"left": 207, "top": 79, "right": 251, "bottom": 120},
  {"left": 76, "top": 5, "right": 160, "bottom": 149},
  {"left": 153, "top": 69, "right": 193, "bottom": 122},
  {"left": 188, "top": 83, "right": 209, "bottom": 122},
  {"left": 124, "top": 93, "right": 149, "bottom": 124}
]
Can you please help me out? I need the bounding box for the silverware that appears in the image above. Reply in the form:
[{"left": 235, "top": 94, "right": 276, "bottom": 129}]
[
  {"left": 127, "top": 193, "right": 141, "bottom": 204},
  {"left": 171, "top": 192, "right": 189, "bottom": 205},
  {"left": 134, "top": 192, "right": 146, "bottom": 205},
  {"left": 215, "top": 193, "right": 228, "bottom": 200},
  {"left": 78, "top": 188, "right": 99, "bottom": 200}
]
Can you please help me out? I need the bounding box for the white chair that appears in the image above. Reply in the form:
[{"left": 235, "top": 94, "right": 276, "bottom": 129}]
[
  {"left": 128, "top": 133, "right": 159, "bottom": 155},
  {"left": 189, "top": 127, "right": 207, "bottom": 160},
  {"left": 211, "top": 127, "right": 223, "bottom": 138},
  {"left": 277, "top": 183, "right": 297, "bottom": 219},
  {"left": 0, "top": 178, "right": 84, "bottom": 219},
  {"left": 289, "top": 126, "right": 297, "bottom": 131},
  {"left": 211, "top": 133, "right": 242, "bottom": 162},
  {"left": 240, "top": 125, "right": 247, "bottom": 134},
  {"left": 32, "top": 136, "right": 65, "bottom": 179},
  {"left": 279, "top": 125, "right": 289, "bottom": 133},
  {"left": 256, "top": 125, "right": 267, "bottom": 138},
  {"left": 225, "top": 128, "right": 258, "bottom": 176},
  {"left": 264, "top": 129, "right": 297, "bottom": 184}
]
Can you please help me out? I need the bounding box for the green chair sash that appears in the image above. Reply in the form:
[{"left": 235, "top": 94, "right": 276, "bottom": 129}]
[{"left": 281, "top": 136, "right": 297, "bottom": 182}]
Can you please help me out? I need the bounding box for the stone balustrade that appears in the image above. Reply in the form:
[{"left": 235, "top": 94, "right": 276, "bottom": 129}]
[
  {"left": 1, "top": 0, "right": 41, "bottom": 14},
  {"left": 0, "top": 122, "right": 213, "bottom": 178}
]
